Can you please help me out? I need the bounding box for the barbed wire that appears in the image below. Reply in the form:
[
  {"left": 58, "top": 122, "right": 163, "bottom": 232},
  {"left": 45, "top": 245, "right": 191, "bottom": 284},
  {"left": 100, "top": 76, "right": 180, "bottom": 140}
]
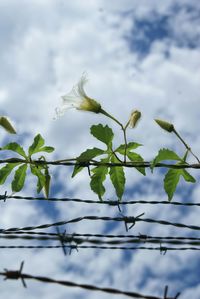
[
  {"left": 1, "top": 194, "right": 200, "bottom": 207},
  {"left": 1, "top": 231, "right": 200, "bottom": 241},
  {"left": 0, "top": 244, "right": 199, "bottom": 252},
  {"left": 1, "top": 233, "right": 200, "bottom": 246},
  {"left": 0, "top": 262, "right": 180, "bottom": 298},
  {"left": 1, "top": 158, "right": 200, "bottom": 169},
  {"left": 1, "top": 215, "right": 200, "bottom": 233}
]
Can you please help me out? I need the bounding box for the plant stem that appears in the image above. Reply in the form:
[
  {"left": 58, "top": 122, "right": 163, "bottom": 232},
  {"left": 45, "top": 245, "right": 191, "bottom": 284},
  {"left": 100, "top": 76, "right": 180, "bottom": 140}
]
[
  {"left": 122, "top": 127, "right": 128, "bottom": 162},
  {"left": 173, "top": 128, "right": 200, "bottom": 163},
  {"left": 112, "top": 150, "right": 123, "bottom": 163},
  {"left": 100, "top": 109, "right": 123, "bottom": 128},
  {"left": 100, "top": 109, "right": 128, "bottom": 162}
]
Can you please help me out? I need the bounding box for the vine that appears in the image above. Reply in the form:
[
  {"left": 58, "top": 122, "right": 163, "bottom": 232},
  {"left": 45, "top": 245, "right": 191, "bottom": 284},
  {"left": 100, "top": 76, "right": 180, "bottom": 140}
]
[{"left": 0, "top": 74, "right": 198, "bottom": 201}]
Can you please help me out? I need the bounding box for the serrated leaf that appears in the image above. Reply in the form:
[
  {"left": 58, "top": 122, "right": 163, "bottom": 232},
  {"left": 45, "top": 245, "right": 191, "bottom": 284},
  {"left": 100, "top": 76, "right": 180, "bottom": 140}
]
[
  {"left": 0, "top": 163, "right": 19, "bottom": 185},
  {"left": 127, "top": 152, "right": 146, "bottom": 175},
  {"left": 28, "top": 134, "right": 45, "bottom": 156},
  {"left": 152, "top": 148, "right": 181, "bottom": 171},
  {"left": 164, "top": 168, "right": 196, "bottom": 201},
  {"left": 2, "top": 142, "right": 27, "bottom": 158},
  {"left": 181, "top": 169, "right": 196, "bottom": 183},
  {"left": 72, "top": 147, "right": 105, "bottom": 178},
  {"left": 109, "top": 155, "right": 125, "bottom": 200},
  {"left": 30, "top": 165, "right": 46, "bottom": 193},
  {"left": 12, "top": 164, "right": 27, "bottom": 192},
  {"left": 90, "top": 159, "right": 109, "bottom": 200},
  {"left": 115, "top": 142, "right": 142, "bottom": 154},
  {"left": 164, "top": 169, "right": 181, "bottom": 201},
  {"left": 90, "top": 124, "right": 114, "bottom": 147}
]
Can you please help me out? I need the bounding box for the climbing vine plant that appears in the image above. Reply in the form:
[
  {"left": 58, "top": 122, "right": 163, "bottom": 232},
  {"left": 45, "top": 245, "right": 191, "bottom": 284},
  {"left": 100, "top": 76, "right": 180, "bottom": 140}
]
[{"left": 0, "top": 74, "right": 198, "bottom": 201}]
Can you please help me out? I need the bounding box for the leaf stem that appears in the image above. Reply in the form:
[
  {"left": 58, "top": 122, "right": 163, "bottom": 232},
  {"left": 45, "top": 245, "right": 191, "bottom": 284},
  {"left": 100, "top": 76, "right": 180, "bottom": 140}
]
[
  {"left": 173, "top": 128, "right": 200, "bottom": 163},
  {"left": 100, "top": 109, "right": 128, "bottom": 162},
  {"left": 112, "top": 150, "right": 123, "bottom": 163}
]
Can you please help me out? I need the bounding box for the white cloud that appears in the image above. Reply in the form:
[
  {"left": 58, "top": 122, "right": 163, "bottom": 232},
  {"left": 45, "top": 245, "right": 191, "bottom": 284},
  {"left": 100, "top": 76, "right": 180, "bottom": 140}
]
[{"left": 0, "top": 0, "right": 200, "bottom": 298}]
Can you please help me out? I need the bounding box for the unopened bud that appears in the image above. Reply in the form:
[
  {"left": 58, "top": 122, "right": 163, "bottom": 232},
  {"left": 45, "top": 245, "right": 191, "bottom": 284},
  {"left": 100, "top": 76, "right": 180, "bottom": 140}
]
[
  {"left": 155, "top": 119, "right": 174, "bottom": 133},
  {"left": 0, "top": 116, "right": 17, "bottom": 134},
  {"left": 128, "top": 110, "right": 141, "bottom": 128}
]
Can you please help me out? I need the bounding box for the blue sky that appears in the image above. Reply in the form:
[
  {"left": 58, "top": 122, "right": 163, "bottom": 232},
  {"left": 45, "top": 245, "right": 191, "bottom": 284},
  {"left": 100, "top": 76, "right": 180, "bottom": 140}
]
[{"left": 0, "top": 0, "right": 200, "bottom": 298}]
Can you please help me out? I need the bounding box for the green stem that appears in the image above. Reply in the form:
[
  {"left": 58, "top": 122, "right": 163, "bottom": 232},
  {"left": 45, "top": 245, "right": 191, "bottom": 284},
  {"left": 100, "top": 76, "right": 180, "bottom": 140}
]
[
  {"left": 173, "top": 128, "right": 200, "bottom": 163},
  {"left": 122, "top": 127, "right": 128, "bottom": 162},
  {"left": 100, "top": 109, "right": 128, "bottom": 162},
  {"left": 112, "top": 150, "right": 123, "bottom": 163},
  {"left": 100, "top": 109, "right": 123, "bottom": 128}
]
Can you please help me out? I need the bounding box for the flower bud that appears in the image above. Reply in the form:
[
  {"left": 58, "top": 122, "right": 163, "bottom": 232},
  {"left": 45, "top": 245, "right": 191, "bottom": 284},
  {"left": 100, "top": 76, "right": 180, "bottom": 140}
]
[
  {"left": 128, "top": 110, "right": 141, "bottom": 128},
  {"left": 155, "top": 119, "right": 174, "bottom": 133},
  {"left": 0, "top": 116, "right": 16, "bottom": 134}
]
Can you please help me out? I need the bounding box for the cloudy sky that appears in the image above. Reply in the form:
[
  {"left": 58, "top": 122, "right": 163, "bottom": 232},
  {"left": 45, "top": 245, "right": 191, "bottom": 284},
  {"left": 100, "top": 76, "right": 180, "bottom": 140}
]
[{"left": 0, "top": 0, "right": 200, "bottom": 298}]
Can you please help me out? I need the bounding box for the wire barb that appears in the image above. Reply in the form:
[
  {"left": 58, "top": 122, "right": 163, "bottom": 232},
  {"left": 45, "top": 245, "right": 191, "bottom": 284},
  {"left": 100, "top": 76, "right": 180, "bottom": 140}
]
[
  {"left": 120, "top": 213, "right": 145, "bottom": 232},
  {"left": 3, "top": 261, "right": 27, "bottom": 288},
  {"left": 56, "top": 228, "right": 67, "bottom": 256},
  {"left": 0, "top": 191, "right": 8, "bottom": 202},
  {"left": 160, "top": 244, "right": 167, "bottom": 255},
  {"left": 163, "top": 285, "right": 181, "bottom": 299}
]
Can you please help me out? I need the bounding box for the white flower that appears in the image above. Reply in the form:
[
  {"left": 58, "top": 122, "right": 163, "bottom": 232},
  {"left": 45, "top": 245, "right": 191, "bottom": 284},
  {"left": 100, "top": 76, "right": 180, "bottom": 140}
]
[{"left": 55, "top": 73, "right": 101, "bottom": 119}]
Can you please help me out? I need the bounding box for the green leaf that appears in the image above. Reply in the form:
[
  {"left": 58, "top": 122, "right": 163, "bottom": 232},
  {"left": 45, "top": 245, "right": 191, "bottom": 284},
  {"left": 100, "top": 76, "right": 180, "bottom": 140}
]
[
  {"left": 182, "top": 150, "right": 189, "bottom": 163},
  {"left": 181, "top": 169, "right": 196, "bottom": 183},
  {"left": 90, "top": 158, "right": 109, "bottom": 200},
  {"left": 72, "top": 164, "right": 84, "bottom": 178},
  {"left": 12, "top": 164, "right": 27, "bottom": 192},
  {"left": 109, "top": 155, "right": 125, "bottom": 201},
  {"left": 127, "top": 152, "right": 146, "bottom": 175},
  {"left": 0, "top": 163, "right": 19, "bottom": 185},
  {"left": 2, "top": 142, "right": 27, "bottom": 158},
  {"left": 164, "top": 169, "right": 181, "bottom": 201},
  {"left": 77, "top": 147, "right": 104, "bottom": 162},
  {"left": 164, "top": 168, "right": 196, "bottom": 201},
  {"left": 115, "top": 142, "right": 142, "bottom": 154},
  {"left": 28, "top": 135, "right": 54, "bottom": 157},
  {"left": 44, "top": 168, "right": 51, "bottom": 198},
  {"left": 72, "top": 147, "right": 105, "bottom": 178},
  {"left": 90, "top": 124, "right": 114, "bottom": 147},
  {"left": 28, "top": 134, "right": 45, "bottom": 156},
  {"left": 37, "top": 146, "right": 55, "bottom": 153},
  {"left": 30, "top": 165, "right": 46, "bottom": 193},
  {"left": 152, "top": 148, "right": 181, "bottom": 171}
]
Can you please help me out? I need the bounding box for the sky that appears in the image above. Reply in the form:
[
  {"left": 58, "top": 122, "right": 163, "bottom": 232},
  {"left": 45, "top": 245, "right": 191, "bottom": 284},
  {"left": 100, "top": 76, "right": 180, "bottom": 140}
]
[{"left": 0, "top": 0, "right": 200, "bottom": 298}]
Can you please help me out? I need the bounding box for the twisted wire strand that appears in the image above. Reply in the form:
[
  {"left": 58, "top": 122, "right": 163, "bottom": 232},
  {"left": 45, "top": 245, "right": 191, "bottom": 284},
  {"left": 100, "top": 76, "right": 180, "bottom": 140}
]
[
  {"left": 1, "top": 233, "right": 200, "bottom": 246},
  {"left": 1, "top": 194, "right": 200, "bottom": 207},
  {"left": 1, "top": 215, "right": 200, "bottom": 233},
  {"left": 0, "top": 268, "right": 180, "bottom": 299},
  {"left": 0, "top": 244, "right": 199, "bottom": 251},
  {"left": 1, "top": 231, "right": 200, "bottom": 241}
]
